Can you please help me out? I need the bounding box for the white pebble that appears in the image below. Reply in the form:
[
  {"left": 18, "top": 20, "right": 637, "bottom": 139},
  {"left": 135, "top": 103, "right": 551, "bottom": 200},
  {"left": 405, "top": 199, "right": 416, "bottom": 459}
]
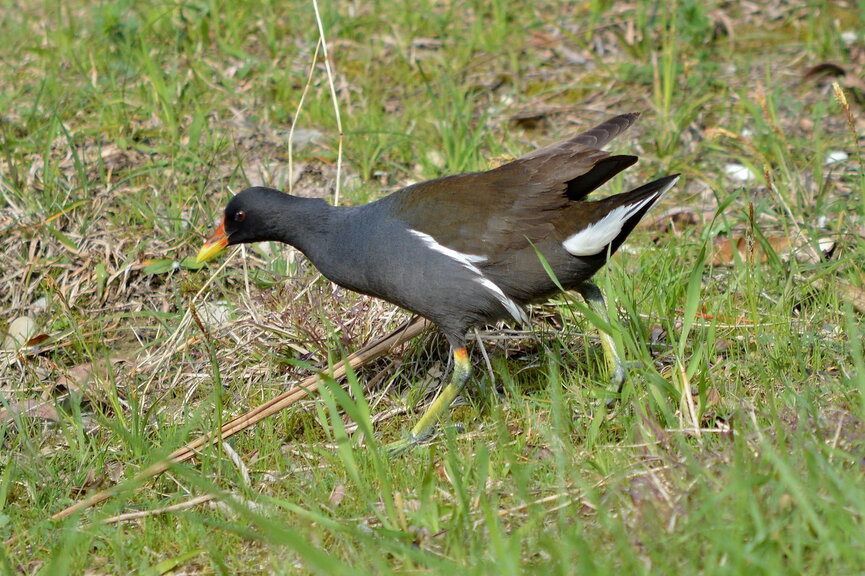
[
  {"left": 825, "top": 151, "right": 848, "bottom": 165},
  {"left": 3, "top": 316, "right": 36, "bottom": 349},
  {"left": 724, "top": 163, "right": 755, "bottom": 182}
]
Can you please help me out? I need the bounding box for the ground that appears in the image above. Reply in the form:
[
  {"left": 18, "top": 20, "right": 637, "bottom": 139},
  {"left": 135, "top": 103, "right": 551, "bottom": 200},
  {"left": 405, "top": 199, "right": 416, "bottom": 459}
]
[{"left": 1, "top": 0, "right": 864, "bottom": 573}]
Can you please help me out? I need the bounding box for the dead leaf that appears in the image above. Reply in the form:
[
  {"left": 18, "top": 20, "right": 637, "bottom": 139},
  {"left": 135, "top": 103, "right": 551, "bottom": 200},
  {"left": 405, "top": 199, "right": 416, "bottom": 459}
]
[
  {"left": 510, "top": 111, "right": 548, "bottom": 131},
  {"left": 802, "top": 62, "right": 865, "bottom": 104},
  {"left": 814, "top": 278, "right": 865, "bottom": 315},
  {"left": 648, "top": 324, "right": 667, "bottom": 345},
  {"left": 0, "top": 399, "right": 60, "bottom": 425},
  {"left": 715, "top": 338, "right": 732, "bottom": 355},
  {"left": 26, "top": 333, "right": 51, "bottom": 347},
  {"left": 55, "top": 357, "right": 130, "bottom": 399},
  {"left": 328, "top": 484, "right": 345, "bottom": 507},
  {"left": 836, "top": 280, "right": 865, "bottom": 314},
  {"left": 802, "top": 62, "right": 847, "bottom": 82},
  {"left": 711, "top": 233, "right": 833, "bottom": 266},
  {"left": 69, "top": 467, "right": 104, "bottom": 497}
]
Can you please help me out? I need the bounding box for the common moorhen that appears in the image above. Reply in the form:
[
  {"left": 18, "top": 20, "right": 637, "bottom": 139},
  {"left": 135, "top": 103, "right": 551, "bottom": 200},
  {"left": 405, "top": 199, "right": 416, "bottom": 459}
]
[{"left": 197, "top": 112, "right": 679, "bottom": 453}]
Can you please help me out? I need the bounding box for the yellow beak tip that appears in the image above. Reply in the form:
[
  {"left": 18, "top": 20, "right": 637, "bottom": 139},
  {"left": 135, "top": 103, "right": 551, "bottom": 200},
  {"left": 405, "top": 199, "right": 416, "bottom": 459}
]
[
  {"left": 196, "top": 241, "right": 227, "bottom": 264},
  {"left": 197, "top": 218, "right": 228, "bottom": 264}
]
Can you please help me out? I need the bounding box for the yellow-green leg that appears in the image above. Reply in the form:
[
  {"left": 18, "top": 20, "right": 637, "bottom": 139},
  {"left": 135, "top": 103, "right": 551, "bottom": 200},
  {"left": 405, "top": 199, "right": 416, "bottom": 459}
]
[
  {"left": 578, "top": 282, "right": 626, "bottom": 401},
  {"left": 386, "top": 347, "right": 471, "bottom": 456}
]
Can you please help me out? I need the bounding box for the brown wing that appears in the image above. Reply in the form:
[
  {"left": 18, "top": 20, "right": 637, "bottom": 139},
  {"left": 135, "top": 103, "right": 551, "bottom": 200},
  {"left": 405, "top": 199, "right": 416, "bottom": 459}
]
[
  {"left": 388, "top": 114, "right": 640, "bottom": 257},
  {"left": 518, "top": 112, "right": 639, "bottom": 160}
]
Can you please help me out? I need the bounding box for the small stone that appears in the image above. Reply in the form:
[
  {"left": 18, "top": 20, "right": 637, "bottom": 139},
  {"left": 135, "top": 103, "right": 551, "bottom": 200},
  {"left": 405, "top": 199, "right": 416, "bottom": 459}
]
[{"left": 724, "top": 163, "right": 754, "bottom": 182}]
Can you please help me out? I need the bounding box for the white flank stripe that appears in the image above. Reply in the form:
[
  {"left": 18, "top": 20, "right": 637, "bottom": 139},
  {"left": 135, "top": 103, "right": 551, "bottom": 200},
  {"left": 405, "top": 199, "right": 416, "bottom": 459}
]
[
  {"left": 409, "top": 229, "right": 528, "bottom": 324},
  {"left": 409, "top": 230, "right": 487, "bottom": 274},
  {"left": 563, "top": 177, "right": 678, "bottom": 257}
]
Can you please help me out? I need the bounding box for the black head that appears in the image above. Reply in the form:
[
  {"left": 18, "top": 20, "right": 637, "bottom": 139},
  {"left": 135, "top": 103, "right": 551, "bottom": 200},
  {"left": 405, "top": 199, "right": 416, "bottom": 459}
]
[
  {"left": 221, "top": 187, "right": 294, "bottom": 246},
  {"left": 196, "top": 186, "right": 296, "bottom": 263}
]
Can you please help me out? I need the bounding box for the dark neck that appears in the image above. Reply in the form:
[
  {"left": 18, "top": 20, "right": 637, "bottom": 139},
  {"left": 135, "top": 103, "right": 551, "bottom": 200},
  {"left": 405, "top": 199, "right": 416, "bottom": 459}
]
[{"left": 251, "top": 195, "right": 337, "bottom": 256}]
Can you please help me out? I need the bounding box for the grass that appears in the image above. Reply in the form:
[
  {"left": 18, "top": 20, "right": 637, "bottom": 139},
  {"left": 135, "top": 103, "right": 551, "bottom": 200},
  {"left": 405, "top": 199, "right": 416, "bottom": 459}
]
[{"left": 2, "top": 0, "right": 865, "bottom": 573}]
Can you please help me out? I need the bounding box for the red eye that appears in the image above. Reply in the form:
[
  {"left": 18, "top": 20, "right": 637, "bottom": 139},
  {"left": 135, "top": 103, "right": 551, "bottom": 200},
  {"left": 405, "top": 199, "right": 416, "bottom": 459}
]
[{"left": 234, "top": 211, "right": 246, "bottom": 223}]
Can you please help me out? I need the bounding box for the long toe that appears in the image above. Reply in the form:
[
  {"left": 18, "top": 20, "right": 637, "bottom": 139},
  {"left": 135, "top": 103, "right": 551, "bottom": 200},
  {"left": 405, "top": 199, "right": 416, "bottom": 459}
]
[
  {"left": 603, "top": 360, "right": 628, "bottom": 408},
  {"left": 384, "top": 433, "right": 428, "bottom": 458},
  {"left": 385, "top": 423, "right": 468, "bottom": 456}
]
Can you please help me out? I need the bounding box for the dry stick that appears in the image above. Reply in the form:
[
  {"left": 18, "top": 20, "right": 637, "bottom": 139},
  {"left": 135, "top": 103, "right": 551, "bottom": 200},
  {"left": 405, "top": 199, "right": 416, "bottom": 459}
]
[
  {"left": 102, "top": 494, "right": 216, "bottom": 525},
  {"left": 46, "top": 315, "right": 430, "bottom": 523}
]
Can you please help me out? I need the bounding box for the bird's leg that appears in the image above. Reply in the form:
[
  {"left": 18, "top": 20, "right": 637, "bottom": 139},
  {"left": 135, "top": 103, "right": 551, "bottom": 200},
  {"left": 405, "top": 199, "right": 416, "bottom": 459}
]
[
  {"left": 386, "top": 347, "right": 471, "bottom": 456},
  {"left": 577, "top": 282, "right": 626, "bottom": 402}
]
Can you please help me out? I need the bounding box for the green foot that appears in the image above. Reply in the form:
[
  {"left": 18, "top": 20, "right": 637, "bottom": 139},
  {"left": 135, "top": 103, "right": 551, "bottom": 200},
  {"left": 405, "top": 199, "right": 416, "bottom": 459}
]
[
  {"left": 604, "top": 362, "right": 627, "bottom": 407},
  {"left": 384, "top": 433, "right": 426, "bottom": 457},
  {"left": 386, "top": 346, "right": 471, "bottom": 457}
]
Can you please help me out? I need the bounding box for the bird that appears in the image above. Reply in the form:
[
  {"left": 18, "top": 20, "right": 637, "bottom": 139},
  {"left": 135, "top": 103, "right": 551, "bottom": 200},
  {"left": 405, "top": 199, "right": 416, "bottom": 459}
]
[{"left": 196, "top": 112, "right": 679, "bottom": 454}]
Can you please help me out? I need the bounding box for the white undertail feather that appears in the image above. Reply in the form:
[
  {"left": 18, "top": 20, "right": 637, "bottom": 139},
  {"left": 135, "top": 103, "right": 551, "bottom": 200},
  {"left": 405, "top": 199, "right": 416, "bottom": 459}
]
[
  {"left": 473, "top": 277, "right": 531, "bottom": 325},
  {"left": 562, "top": 176, "right": 679, "bottom": 257},
  {"left": 409, "top": 230, "right": 530, "bottom": 325}
]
